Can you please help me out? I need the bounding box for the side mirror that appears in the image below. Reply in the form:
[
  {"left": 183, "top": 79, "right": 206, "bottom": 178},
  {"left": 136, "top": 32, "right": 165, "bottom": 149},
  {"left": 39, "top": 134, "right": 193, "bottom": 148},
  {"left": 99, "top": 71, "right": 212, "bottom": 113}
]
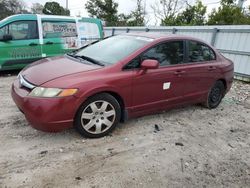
[
  {"left": 141, "top": 59, "right": 159, "bottom": 70},
  {"left": 0, "top": 34, "right": 13, "bottom": 42}
]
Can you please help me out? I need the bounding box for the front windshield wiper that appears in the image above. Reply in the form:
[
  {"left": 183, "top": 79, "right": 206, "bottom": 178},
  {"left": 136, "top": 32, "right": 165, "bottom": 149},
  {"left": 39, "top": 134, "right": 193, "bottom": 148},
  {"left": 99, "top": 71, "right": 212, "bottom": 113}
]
[
  {"left": 67, "top": 53, "right": 105, "bottom": 66},
  {"left": 79, "top": 55, "right": 105, "bottom": 66}
]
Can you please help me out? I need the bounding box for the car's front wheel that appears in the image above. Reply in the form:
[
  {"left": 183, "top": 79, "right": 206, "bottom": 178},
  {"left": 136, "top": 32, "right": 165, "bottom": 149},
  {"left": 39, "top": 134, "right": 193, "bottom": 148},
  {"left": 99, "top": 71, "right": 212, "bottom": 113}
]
[
  {"left": 205, "top": 80, "right": 225, "bottom": 109},
  {"left": 74, "top": 93, "right": 121, "bottom": 138}
]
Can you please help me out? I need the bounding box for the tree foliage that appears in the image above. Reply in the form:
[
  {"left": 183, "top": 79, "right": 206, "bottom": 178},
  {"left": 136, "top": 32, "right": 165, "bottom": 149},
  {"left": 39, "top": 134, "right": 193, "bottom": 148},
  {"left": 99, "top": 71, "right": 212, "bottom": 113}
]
[
  {"left": 128, "top": 0, "right": 146, "bottom": 26},
  {"left": 151, "top": 0, "right": 206, "bottom": 26},
  {"left": 208, "top": 0, "right": 250, "bottom": 25},
  {"left": 31, "top": 3, "right": 44, "bottom": 14},
  {"left": 117, "top": 13, "right": 132, "bottom": 26},
  {"left": 0, "top": 0, "right": 27, "bottom": 20},
  {"left": 117, "top": 0, "right": 147, "bottom": 26},
  {"left": 174, "top": 1, "right": 206, "bottom": 25},
  {"left": 85, "top": 0, "right": 119, "bottom": 26},
  {"left": 151, "top": 0, "right": 185, "bottom": 25},
  {"left": 42, "top": 2, "right": 70, "bottom": 16},
  {"left": 1, "top": 0, "right": 250, "bottom": 27},
  {"left": 150, "top": 0, "right": 250, "bottom": 26}
]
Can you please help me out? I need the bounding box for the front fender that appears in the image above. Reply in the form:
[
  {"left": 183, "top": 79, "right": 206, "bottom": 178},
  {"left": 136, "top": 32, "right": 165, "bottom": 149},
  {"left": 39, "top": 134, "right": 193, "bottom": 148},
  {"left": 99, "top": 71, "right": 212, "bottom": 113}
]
[
  {"left": 73, "top": 84, "right": 127, "bottom": 116},
  {"left": 76, "top": 84, "right": 122, "bottom": 100}
]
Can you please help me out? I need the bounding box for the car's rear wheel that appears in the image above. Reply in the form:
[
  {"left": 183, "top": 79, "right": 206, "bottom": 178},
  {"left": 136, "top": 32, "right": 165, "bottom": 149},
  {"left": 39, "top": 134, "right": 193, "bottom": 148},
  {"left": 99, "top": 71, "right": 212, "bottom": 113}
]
[
  {"left": 205, "top": 80, "right": 225, "bottom": 109},
  {"left": 74, "top": 93, "right": 121, "bottom": 138}
]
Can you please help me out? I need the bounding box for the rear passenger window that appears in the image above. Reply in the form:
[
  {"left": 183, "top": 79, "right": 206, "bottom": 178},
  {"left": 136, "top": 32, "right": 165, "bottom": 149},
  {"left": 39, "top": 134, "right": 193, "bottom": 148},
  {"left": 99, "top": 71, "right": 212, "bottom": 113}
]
[
  {"left": 142, "top": 41, "right": 184, "bottom": 66},
  {"left": 42, "top": 21, "right": 77, "bottom": 38},
  {"left": 188, "top": 41, "right": 216, "bottom": 62}
]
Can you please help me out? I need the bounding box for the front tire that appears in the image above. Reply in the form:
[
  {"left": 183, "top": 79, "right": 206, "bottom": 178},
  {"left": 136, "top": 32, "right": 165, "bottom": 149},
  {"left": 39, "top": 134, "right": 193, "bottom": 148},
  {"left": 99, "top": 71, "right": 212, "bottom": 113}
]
[
  {"left": 205, "top": 80, "right": 225, "bottom": 109},
  {"left": 74, "top": 93, "right": 121, "bottom": 138}
]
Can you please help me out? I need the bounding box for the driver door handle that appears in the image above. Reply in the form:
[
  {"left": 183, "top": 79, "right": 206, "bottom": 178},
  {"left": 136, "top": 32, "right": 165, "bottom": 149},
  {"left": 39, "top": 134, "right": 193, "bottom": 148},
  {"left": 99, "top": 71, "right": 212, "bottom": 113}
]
[
  {"left": 208, "top": 66, "right": 217, "bottom": 71},
  {"left": 45, "top": 41, "right": 54, "bottom": 45},
  {"left": 29, "top": 43, "right": 38, "bottom": 46},
  {"left": 174, "top": 70, "right": 186, "bottom": 75}
]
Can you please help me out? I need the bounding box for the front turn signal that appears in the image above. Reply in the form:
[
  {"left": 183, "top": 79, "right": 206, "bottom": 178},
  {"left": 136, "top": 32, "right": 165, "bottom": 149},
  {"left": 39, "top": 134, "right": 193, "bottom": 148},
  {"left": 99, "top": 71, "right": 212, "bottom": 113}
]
[{"left": 58, "top": 89, "right": 78, "bottom": 97}]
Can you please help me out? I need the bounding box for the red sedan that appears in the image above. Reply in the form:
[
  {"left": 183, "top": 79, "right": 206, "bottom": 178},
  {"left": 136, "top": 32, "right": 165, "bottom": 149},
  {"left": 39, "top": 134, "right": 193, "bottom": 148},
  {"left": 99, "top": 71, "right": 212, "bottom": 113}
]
[{"left": 11, "top": 33, "right": 234, "bottom": 138}]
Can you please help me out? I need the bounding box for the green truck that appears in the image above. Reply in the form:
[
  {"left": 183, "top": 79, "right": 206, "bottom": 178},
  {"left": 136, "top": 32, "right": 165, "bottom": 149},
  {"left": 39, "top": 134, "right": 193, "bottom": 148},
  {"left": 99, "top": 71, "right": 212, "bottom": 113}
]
[{"left": 0, "top": 14, "right": 104, "bottom": 71}]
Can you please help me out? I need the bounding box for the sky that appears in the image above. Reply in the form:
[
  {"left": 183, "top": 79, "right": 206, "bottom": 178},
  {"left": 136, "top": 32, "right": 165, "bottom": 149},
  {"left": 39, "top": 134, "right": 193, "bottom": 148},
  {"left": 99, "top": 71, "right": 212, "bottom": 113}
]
[{"left": 25, "top": 0, "right": 250, "bottom": 25}]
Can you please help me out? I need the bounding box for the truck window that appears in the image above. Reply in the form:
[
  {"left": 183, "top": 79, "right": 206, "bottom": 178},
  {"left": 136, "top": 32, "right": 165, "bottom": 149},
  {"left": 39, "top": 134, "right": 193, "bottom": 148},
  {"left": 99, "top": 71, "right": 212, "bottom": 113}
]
[
  {"left": 78, "top": 22, "right": 100, "bottom": 40},
  {"left": 8, "top": 21, "right": 38, "bottom": 40},
  {"left": 0, "top": 25, "right": 8, "bottom": 39},
  {"left": 77, "top": 22, "right": 101, "bottom": 47},
  {"left": 42, "top": 21, "right": 77, "bottom": 38}
]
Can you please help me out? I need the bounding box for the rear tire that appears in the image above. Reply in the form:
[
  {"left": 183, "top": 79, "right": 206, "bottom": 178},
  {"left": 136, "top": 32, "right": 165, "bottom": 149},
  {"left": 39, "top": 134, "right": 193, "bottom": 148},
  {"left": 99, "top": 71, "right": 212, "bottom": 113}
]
[
  {"left": 74, "top": 93, "right": 121, "bottom": 138},
  {"left": 205, "top": 80, "right": 225, "bottom": 109}
]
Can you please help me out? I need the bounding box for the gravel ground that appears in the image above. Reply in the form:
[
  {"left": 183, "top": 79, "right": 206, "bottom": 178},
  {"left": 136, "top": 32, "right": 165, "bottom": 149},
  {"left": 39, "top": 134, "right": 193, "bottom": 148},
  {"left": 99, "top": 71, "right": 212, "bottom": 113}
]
[{"left": 0, "top": 73, "right": 250, "bottom": 188}]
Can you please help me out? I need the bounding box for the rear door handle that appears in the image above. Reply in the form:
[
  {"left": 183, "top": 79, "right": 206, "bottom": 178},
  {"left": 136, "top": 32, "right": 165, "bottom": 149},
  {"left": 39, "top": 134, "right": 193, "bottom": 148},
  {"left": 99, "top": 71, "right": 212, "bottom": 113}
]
[
  {"left": 208, "top": 66, "right": 216, "bottom": 71},
  {"left": 45, "top": 41, "right": 54, "bottom": 45},
  {"left": 174, "top": 70, "right": 186, "bottom": 75},
  {"left": 29, "top": 43, "right": 38, "bottom": 46}
]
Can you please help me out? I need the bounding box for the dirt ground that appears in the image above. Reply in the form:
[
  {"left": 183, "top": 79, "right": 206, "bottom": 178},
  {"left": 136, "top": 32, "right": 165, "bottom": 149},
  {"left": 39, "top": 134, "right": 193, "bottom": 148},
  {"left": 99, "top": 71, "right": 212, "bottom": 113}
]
[{"left": 0, "top": 72, "right": 250, "bottom": 188}]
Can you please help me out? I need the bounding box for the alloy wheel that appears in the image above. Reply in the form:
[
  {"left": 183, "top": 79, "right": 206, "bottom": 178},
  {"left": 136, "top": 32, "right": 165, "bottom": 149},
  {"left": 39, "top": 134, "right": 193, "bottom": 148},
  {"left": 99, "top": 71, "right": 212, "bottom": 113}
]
[{"left": 80, "top": 100, "right": 116, "bottom": 134}]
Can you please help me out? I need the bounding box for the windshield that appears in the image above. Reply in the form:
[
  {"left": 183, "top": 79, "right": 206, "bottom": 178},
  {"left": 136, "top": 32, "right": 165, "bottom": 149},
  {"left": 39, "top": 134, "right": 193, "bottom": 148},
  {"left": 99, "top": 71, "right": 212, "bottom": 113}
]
[{"left": 75, "top": 35, "right": 153, "bottom": 65}]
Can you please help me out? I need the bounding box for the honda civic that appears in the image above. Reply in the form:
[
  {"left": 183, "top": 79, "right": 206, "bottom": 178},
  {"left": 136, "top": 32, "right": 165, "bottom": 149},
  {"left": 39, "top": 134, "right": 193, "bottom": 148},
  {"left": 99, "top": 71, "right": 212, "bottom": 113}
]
[{"left": 11, "top": 33, "right": 234, "bottom": 138}]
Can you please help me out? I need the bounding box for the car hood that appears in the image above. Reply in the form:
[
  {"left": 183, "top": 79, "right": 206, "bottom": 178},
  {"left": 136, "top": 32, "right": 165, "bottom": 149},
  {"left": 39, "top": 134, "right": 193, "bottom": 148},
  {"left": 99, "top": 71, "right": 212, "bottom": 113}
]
[{"left": 21, "top": 56, "right": 101, "bottom": 86}]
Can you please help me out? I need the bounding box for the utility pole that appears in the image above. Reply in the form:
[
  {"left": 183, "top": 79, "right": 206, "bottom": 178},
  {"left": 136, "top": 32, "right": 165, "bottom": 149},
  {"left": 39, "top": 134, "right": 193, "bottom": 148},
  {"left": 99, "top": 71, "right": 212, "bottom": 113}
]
[
  {"left": 66, "top": 0, "right": 68, "bottom": 10},
  {"left": 237, "top": 0, "right": 245, "bottom": 9}
]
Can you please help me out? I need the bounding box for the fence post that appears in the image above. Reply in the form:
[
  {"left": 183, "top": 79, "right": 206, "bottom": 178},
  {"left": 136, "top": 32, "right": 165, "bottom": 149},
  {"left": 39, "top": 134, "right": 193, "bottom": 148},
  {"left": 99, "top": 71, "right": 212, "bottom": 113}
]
[
  {"left": 172, "top": 28, "right": 177, "bottom": 34},
  {"left": 112, "top": 28, "right": 115, "bottom": 36},
  {"left": 126, "top": 28, "right": 130, "bottom": 33},
  {"left": 211, "top": 28, "right": 219, "bottom": 46}
]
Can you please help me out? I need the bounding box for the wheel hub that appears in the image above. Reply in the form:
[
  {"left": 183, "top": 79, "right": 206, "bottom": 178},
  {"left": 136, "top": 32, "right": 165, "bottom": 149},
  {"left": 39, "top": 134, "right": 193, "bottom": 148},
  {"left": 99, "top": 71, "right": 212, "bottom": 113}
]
[
  {"left": 211, "top": 87, "right": 221, "bottom": 102},
  {"left": 80, "top": 100, "right": 116, "bottom": 134}
]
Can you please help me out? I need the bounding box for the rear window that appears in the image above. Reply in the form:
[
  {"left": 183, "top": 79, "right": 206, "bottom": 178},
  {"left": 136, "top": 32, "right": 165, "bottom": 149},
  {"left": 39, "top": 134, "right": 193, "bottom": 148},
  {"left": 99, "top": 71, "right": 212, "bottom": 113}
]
[{"left": 76, "top": 35, "right": 153, "bottom": 65}]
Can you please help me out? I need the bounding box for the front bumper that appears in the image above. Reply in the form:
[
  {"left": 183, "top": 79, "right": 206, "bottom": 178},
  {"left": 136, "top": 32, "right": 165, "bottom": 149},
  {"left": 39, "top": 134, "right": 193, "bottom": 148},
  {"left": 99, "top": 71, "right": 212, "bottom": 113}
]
[{"left": 11, "top": 79, "right": 81, "bottom": 132}]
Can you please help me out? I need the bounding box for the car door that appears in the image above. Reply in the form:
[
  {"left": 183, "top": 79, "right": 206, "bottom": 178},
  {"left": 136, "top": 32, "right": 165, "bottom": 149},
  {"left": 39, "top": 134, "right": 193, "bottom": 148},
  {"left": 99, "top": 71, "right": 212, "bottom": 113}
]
[
  {"left": 0, "top": 20, "right": 42, "bottom": 70},
  {"left": 179, "top": 40, "right": 221, "bottom": 103},
  {"left": 126, "top": 40, "right": 186, "bottom": 114},
  {"left": 41, "top": 19, "right": 78, "bottom": 58}
]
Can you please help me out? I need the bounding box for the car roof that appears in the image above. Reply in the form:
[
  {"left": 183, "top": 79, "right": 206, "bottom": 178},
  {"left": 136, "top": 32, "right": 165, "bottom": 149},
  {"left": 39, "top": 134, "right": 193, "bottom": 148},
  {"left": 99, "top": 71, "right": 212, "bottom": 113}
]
[{"left": 123, "top": 32, "right": 206, "bottom": 43}]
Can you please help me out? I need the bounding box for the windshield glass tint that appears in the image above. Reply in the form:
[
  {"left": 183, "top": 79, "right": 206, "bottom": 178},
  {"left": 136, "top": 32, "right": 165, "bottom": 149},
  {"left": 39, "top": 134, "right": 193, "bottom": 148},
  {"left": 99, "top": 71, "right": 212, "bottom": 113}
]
[{"left": 76, "top": 35, "right": 152, "bottom": 65}]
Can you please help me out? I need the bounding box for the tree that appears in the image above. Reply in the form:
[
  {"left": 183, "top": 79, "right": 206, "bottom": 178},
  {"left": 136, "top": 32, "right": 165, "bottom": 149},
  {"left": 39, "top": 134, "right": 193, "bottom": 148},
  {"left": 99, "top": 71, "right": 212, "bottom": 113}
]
[
  {"left": 208, "top": 0, "right": 250, "bottom": 25},
  {"left": 117, "top": 13, "right": 132, "bottom": 26},
  {"left": 151, "top": 0, "right": 185, "bottom": 26},
  {"left": 128, "top": 0, "right": 147, "bottom": 26},
  {"left": 0, "top": 0, "right": 28, "bottom": 20},
  {"left": 175, "top": 1, "right": 207, "bottom": 25},
  {"left": 31, "top": 3, "right": 44, "bottom": 14},
  {"left": 42, "top": 2, "right": 70, "bottom": 16},
  {"left": 85, "top": 0, "right": 119, "bottom": 26}
]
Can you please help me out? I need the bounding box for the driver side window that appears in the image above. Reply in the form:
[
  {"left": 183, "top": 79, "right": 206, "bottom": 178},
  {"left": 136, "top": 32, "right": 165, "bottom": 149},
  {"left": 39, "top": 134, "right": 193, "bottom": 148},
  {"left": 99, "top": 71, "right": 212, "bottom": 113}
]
[
  {"left": 142, "top": 41, "right": 184, "bottom": 66},
  {"left": 124, "top": 40, "right": 184, "bottom": 69},
  {"left": 0, "top": 25, "right": 8, "bottom": 40},
  {"left": 0, "top": 21, "right": 38, "bottom": 40}
]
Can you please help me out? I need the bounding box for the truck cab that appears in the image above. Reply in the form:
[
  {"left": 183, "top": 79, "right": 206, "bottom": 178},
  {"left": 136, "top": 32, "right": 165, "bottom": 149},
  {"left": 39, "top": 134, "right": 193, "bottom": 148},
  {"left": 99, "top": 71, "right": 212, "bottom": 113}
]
[{"left": 0, "top": 14, "right": 103, "bottom": 70}]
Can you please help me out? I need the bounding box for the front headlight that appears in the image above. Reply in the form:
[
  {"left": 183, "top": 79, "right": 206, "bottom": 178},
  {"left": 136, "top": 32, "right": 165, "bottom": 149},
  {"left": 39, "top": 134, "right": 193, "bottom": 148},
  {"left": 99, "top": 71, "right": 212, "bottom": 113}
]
[{"left": 29, "top": 87, "right": 78, "bottom": 97}]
